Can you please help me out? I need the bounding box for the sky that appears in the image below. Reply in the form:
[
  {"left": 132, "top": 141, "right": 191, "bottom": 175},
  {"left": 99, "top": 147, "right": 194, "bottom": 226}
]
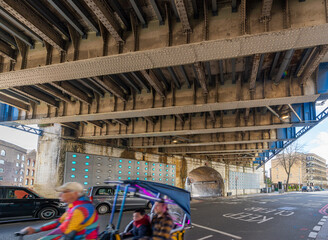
[
  {"left": 0, "top": 124, "right": 39, "bottom": 151},
  {"left": 0, "top": 101, "right": 328, "bottom": 165}
]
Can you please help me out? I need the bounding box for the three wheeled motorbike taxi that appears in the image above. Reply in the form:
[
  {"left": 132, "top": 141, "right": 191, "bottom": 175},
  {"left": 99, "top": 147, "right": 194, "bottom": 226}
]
[{"left": 99, "top": 180, "right": 191, "bottom": 240}]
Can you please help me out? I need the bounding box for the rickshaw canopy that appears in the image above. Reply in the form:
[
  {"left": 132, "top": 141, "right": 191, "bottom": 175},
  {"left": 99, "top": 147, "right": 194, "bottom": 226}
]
[{"left": 105, "top": 180, "right": 191, "bottom": 219}]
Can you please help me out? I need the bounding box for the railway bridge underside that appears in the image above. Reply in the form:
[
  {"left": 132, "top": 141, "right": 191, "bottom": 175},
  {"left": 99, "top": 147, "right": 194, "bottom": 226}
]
[{"left": 0, "top": 0, "right": 328, "bottom": 191}]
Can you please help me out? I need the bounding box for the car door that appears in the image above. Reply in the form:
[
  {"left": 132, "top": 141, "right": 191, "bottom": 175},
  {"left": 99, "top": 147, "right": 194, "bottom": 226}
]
[
  {"left": 124, "top": 192, "right": 148, "bottom": 209},
  {"left": 2, "top": 188, "right": 36, "bottom": 218}
]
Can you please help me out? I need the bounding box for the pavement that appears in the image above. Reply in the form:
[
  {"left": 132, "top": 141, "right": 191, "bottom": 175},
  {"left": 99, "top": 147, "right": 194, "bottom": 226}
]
[{"left": 1, "top": 191, "right": 328, "bottom": 240}]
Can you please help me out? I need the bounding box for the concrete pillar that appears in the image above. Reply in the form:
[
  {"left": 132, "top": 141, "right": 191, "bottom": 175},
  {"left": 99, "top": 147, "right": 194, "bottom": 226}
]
[{"left": 34, "top": 124, "right": 62, "bottom": 197}]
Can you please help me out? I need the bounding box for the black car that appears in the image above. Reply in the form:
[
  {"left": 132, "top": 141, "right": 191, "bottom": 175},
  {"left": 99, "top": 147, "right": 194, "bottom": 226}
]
[{"left": 0, "top": 186, "right": 66, "bottom": 221}]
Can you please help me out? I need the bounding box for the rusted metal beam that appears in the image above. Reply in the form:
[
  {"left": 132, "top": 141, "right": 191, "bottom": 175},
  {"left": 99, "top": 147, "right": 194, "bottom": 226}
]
[
  {"left": 0, "top": 0, "right": 65, "bottom": 51},
  {"left": 87, "top": 120, "right": 103, "bottom": 128},
  {"left": 79, "top": 123, "right": 303, "bottom": 140},
  {"left": 175, "top": 114, "right": 184, "bottom": 123},
  {"left": 113, "top": 119, "right": 128, "bottom": 127},
  {"left": 60, "top": 122, "right": 79, "bottom": 131},
  {"left": 261, "top": 0, "right": 273, "bottom": 18},
  {"left": 0, "top": 92, "right": 29, "bottom": 111},
  {"left": 249, "top": 54, "right": 261, "bottom": 93},
  {"left": 266, "top": 106, "right": 284, "bottom": 121},
  {"left": 50, "top": 82, "right": 92, "bottom": 104},
  {"left": 174, "top": 0, "right": 192, "bottom": 32},
  {"left": 300, "top": 45, "right": 328, "bottom": 85},
  {"left": 83, "top": 0, "right": 123, "bottom": 43},
  {"left": 194, "top": 62, "right": 208, "bottom": 95},
  {"left": 35, "top": 84, "right": 72, "bottom": 103},
  {"left": 14, "top": 86, "right": 58, "bottom": 107},
  {"left": 144, "top": 116, "right": 156, "bottom": 124},
  {"left": 140, "top": 70, "right": 165, "bottom": 99},
  {"left": 102, "top": 76, "right": 126, "bottom": 101},
  {"left": 0, "top": 40, "right": 15, "bottom": 60},
  {"left": 77, "top": 79, "right": 104, "bottom": 97}
]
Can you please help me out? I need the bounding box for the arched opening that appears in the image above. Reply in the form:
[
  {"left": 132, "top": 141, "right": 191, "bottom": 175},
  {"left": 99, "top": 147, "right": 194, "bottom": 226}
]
[{"left": 186, "top": 166, "right": 224, "bottom": 197}]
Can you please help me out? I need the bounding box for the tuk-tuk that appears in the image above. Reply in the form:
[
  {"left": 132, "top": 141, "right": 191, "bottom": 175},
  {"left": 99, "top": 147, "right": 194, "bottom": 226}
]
[{"left": 99, "top": 180, "right": 191, "bottom": 240}]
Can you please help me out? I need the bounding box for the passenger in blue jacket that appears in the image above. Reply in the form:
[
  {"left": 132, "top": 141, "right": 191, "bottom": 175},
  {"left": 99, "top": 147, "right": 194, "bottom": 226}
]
[{"left": 123, "top": 208, "right": 151, "bottom": 240}]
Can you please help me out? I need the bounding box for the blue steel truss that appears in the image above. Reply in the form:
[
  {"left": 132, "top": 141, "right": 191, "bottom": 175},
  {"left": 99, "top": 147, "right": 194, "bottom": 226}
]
[
  {"left": 256, "top": 106, "right": 328, "bottom": 169},
  {"left": 0, "top": 122, "right": 43, "bottom": 136}
]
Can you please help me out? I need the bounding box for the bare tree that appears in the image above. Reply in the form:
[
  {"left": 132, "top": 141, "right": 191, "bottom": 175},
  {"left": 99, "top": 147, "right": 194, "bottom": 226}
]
[{"left": 272, "top": 142, "right": 307, "bottom": 192}]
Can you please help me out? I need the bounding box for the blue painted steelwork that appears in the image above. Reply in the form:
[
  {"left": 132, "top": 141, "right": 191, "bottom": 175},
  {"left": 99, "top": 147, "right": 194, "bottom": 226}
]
[
  {"left": 0, "top": 103, "right": 43, "bottom": 136},
  {"left": 256, "top": 106, "right": 328, "bottom": 169}
]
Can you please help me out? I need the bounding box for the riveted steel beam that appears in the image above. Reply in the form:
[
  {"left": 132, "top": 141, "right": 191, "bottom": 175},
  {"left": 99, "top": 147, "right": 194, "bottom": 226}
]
[
  {"left": 108, "top": 1, "right": 130, "bottom": 30},
  {"left": 79, "top": 123, "right": 297, "bottom": 139},
  {"left": 0, "top": 28, "right": 16, "bottom": 48},
  {"left": 194, "top": 62, "right": 208, "bottom": 95},
  {"left": 129, "top": 0, "right": 147, "bottom": 27},
  {"left": 25, "top": 0, "right": 70, "bottom": 39},
  {"left": 14, "top": 86, "right": 58, "bottom": 107},
  {"left": 0, "top": 40, "right": 15, "bottom": 60},
  {"left": 167, "top": 67, "right": 181, "bottom": 89},
  {"left": 83, "top": 0, "right": 123, "bottom": 43},
  {"left": 6, "top": 94, "right": 319, "bottom": 125},
  {"left": 120, "top": 73, "right": 141, "bottom": 94},
  {"left": 249, "top": 54, "right": 261, "bottom": 91},
  {"left": 50, "top": 81, "right": 92, "bottom": 104},
  {"left": 174, "top": 0, "right": 191, "bottom": 32},
  {"left": 35, "top": 84, "right": 72, "bottom": 103},
  {"left": 131, "top": 139, "right": 276, "bottom": 149},
  {"left": 300, "top": 45, "right": 328, "bottom": 85},
  {"left": 0, "top": 0, "right": 65, "bottom": 51},
  {"left": 0, "top": 92, "right": 29, "bottom": 111},
  {"left": 150, "top": 0, "right": 164, "bottom": 25},
  {"left": 0, "top": 89, "right": 30, "bottom": 103},
  {"left": 0, "top": 15, "right": 33, "bottom": 47},
  {"left": 274, "top": 49, "right": 294, "bottom": 84},
  {"left": 77, "top": 79, "right": 104, "bottom": 97},
  {"left": 102, "top": 76, "right": 126, "bottom": 101},
  {"left": 140, "top": 70, "right": 165, "bottom": 99},
  {"left": 1, "top": 24, "right": 328, "bottom": 88},
  {"left": 67, "top": 0, "right": 99, "bottom": 33}
]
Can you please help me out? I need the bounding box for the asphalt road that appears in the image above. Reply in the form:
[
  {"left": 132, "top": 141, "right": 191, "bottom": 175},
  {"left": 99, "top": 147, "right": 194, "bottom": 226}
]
[{"left": 1, "top": 191, "right": 328, "bottom": 240}]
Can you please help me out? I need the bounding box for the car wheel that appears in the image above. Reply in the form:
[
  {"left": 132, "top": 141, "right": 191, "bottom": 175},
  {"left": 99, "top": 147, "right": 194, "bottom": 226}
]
[
  {"left": 97, "top": 204, "right": 110, "bottom": 215},
  {"left": 147, "top": 201, "right": 152, "bottom": 209},
  {"left": 38, "top": 207, "right": 58, "bottom": 220}
]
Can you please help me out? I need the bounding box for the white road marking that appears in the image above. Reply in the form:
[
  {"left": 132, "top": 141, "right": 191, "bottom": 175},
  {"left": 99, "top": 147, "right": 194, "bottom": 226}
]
[
  {"left": 193, "top": 223, "right": 242, "bottom": 239},
  {"left": 308, "top": 232, "right": 318, "bottom": 238},
  {"left": 313, "top": 226, "right": 321, "bottom": 231},
  {"left": 318, "top": 221, "right": 325, "bottom": 226},
  {"left": 197, "top": 235, "right": 213, "bottom": 240}
]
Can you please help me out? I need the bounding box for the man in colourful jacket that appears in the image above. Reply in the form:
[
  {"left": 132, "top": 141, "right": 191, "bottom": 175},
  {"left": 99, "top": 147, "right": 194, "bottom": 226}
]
[{"left": 23, "top": 182, "right": 99, "bottom": 240}]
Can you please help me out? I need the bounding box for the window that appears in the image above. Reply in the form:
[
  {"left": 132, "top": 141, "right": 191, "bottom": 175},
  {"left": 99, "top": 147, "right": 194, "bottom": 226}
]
[
  {"left": 27, "top": 159, "right": 30, "bottom": 166},
  {"left": 16, "top": 163, "right": 19, "bottom": 167},
  {"left": 31, "top": 170, "right": 35, "bottom": 177},
  {"left": 14, "top": 177, "right": 17, "bottom": 182},
  {"left": 0, "top": 176, "right": 3, "bottom": 181},
  {"left": 15, "top": 170, "right": 18, "bottom": 174},
  {"left": 20, "top": 170, "right": 23, "bottom": 175},
  {"left": 19, "top": 177, "right": 23, "bottom": 182},
  {"left": 31, "top": 179, "right": 34, "bottom": 185},
  {"left": 17, "top": 154, "right": 20, "bottom": 160},
  {"left": 26, "top": 169, "right": 30, "bottom": 176},
  {"left": 21, "top": 163, "right": 24, "bottom": 168},
  {"left": 32, "top": 161, "right": 35, "bottom": 167},
  {"left": 22, "top": 155, "right": 25, "bottom": 161},
  {"left": 0, "top": 150, "right": 5, "bottom": 156},
  {"left": 25, "top": 179, "right": 28, "bottom": 185},
  {"left": 5, "top": 189, "right": 34, "bottom": 199},
  {"left": 0, "top": 160, "right": 4, "bottom": 164},
  {"left": 95, "top": 188, "right": 114, "bottom": 196},
  {"left": 0, "top": 168, "right": 3, "bottom": 173}
]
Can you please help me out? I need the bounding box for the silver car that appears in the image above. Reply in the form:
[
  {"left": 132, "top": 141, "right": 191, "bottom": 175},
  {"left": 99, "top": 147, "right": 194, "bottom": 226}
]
[{"left": 87, "top": 185, "right": 151, "bottom": 214}]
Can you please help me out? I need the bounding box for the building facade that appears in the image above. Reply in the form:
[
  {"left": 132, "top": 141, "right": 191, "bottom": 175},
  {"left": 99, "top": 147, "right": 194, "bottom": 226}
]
[
  {"left": 271, "top": 153, "right": 327, "bottom": 187},
  {"left": 306, "top": 154, "right": 327, "bottom": 187},
  {"left": 23, "top": 150, "right": 37, "bottom": 188},
  {"left": 0, "top": 140, "right": 27, "bottom": 186}
]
